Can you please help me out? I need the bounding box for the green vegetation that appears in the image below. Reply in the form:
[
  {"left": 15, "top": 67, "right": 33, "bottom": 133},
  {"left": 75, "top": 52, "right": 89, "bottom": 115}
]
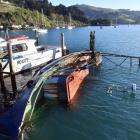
[
  {"left": 0, "top": 3, "right": 52, "bottom": 27},
  {"left": 0, "top": 1, "right": 140, "bottom": 27},
  {"left": 0, "top": 3, "right": 15, "bottom": 13},
  {"left": 0, "top": 0, "right": 87, "bottom": 28},
  {"left": 0, "top": 2, "right": 87, "bottom": 28}
]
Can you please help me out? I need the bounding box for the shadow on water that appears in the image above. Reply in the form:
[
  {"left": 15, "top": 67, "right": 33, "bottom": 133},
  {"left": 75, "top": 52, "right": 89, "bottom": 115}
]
[{"left": 0, "top": 69, "right": 34, "bottom": 113}]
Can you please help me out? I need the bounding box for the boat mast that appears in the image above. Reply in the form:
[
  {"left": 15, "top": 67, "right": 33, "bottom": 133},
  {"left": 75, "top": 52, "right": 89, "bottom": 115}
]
[
  {"left": 57, "top": 18, "right": 58, "bottom": 26},
  {"left": 69, "top": 13, "right": 72, "bottom": 26},
  {"left": 5, "top": 28, "right": 9, "bottom": 38},
  {"left": 110, "top": 19, "right": 113, "bottom": 26},
  {"left": 114, "top": 17, "right": 117, "bottom": 28},
  {"left": 41, "top": 8, "right": 44, "bottom": 27}
]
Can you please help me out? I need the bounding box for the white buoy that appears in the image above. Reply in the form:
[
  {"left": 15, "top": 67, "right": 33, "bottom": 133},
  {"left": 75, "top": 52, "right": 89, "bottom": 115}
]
[{"left": 132, "top": 83, "right": 137, "bottom": 91}]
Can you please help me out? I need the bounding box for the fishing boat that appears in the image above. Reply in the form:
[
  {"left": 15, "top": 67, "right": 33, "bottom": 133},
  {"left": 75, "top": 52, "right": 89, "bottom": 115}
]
[
  {"left": 0, "top": 51, "right": 102, "bottom": 139},
  {"left": 43, "top": 66, "right": 89, "bottom": 102},
  {"left": 0, "top": 35, "right": 65, "bottom": 73}
]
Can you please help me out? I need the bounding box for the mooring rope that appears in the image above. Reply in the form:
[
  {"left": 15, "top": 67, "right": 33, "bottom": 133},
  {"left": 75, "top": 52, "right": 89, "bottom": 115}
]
[
  {"left": 118, "top": 57, "right": 128, "bottom": 66},
  {"left": 103, "top": 55, "right": 131, "bottom": 68},
  {"left": 103, "top": 55, "right": 121, "bottom": 66}
]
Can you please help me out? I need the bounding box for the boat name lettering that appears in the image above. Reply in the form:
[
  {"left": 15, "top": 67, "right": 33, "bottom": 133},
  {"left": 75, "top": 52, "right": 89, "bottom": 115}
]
[{"left": 17, "top": 58, "right": 29, "bottom": 65}]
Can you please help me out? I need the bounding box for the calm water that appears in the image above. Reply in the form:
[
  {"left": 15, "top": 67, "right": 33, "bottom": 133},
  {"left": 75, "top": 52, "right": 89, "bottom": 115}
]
[{"left": 1, "top": 25, "right": 140, "bottom": 140}]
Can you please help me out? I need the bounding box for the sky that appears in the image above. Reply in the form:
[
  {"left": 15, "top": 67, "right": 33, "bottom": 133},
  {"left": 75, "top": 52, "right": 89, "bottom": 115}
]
[{"left": 49, "top": 0, "right": 140, "bottom": 10}]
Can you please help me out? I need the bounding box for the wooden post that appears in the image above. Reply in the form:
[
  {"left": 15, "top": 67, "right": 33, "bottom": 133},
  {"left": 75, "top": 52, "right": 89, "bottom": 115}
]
[
  {"left": 7, "top": 42, "right": 17, "bottom": 99},
  {"left": 61, "top": 33, "right": 66, "bottom": 56},
  {"left": 0, "top": 63, "right": 7, "bottom": 103},
  {"left": 0, "top": 63, "right": 6, "bottom": 93},
  {"left": 35, "top": 30, "right": 39, "bottom": 46},
  {"left": 90, "top": 31, "right": 95, "bottom": 54}
]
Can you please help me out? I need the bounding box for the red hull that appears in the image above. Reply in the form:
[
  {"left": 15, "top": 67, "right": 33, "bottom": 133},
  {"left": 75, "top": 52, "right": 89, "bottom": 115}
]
[{"left": 66, "top": 68, "right": 89, "bottom": 103}]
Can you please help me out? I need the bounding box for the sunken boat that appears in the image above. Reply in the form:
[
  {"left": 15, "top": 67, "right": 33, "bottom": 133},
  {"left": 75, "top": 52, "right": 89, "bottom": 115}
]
[
  {"left": 0, "top": 51, "right": 102, "bottom": 139},
  {"left": 43, "top": 65, "right": 89, "bottom": 103}
]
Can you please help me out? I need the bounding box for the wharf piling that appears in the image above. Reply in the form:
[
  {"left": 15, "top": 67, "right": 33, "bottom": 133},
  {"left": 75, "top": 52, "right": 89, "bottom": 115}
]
[
  {"left": 35, "top": 30, "right": 39, "bottom": 46},
  {"left": 90, "top": 31, "right": 95, "bottom": 54},
  {"left": 90, "top": 31, "right": 102, "bottom": 66},
  {"left": 130, "top": 57, "right": 132, "bottom": 67},
  {"left": 7, "top": 42, "right": 17, "bottom": 99},
  {"left": 0, "top": 63, "right": 7, "bottom": 100},
  {"left": 61, "top": 33, "right": 66, "bottom": 56}
]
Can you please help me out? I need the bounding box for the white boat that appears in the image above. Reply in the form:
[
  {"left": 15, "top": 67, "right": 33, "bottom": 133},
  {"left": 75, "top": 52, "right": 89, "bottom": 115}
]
[
  {"left": 61, "top": 21, "right": 66, "bottom": 29},
  {"left": 36, "top": 28, "right": 48, "bottom": 34},
  {"left": 32, "top": 27, "right": 48, "bottom": 34},
  {"left": 32, "top": 8, "right": 48, "bottom": 34},
  {"left": 67, "top": 13, "right": 74, "bottom": 30},
  {"left": 32, "top": 27, "right": 38, "bottom": 31},
  {"left": 38, "top": 8, "right": 48, "bottom": 33},
  {"left": 68, "top": 26, "right": 73, "bottom": 30},
  {"left": 55, "top": 19, "right": 60, "bottom": 29},
  {"left": 0, "top": 35, "right": 66, "bottom": 73},
  {"left": 56, "top": 27, "right": 60, "bottom": 29}
]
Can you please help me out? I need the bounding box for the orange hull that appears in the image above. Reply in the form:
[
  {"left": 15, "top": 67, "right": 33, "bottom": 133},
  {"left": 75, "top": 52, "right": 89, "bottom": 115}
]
[{"left": 66, "top": 69, "right": 89, "bottom": 103}]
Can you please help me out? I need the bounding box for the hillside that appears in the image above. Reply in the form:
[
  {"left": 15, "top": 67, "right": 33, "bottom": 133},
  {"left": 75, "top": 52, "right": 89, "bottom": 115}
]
[
  {"left": 2, "top": 0, "right": 88, "bottom": 27},
  {"left": 0, "top": 3, "right": 51, "bottom": 27},
  {"left": 1, "top": 1, "right": 140, "bottom": 27},
  {"left": 75, "top": 4, "right": 140, "bottom": 24}
]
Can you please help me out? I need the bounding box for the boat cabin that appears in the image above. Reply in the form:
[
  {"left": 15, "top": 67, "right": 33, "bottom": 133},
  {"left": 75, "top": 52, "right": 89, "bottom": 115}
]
[
  {"left": 0, "top": 36, "right": 37, "bottom": 54},
  {"left": 0, "top": 36, "right": 64, "bottom": 73}
]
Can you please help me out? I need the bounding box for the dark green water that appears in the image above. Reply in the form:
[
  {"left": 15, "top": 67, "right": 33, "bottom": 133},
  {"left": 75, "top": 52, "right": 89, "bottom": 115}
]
[{"left": 1, "top": 25, "right": 140, "bottom": 140}]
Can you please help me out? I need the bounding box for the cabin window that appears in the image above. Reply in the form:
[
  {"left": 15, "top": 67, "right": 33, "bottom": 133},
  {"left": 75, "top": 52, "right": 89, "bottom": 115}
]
[{"left": 12, "top": 43, "right": 28, "bottom": 53}]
